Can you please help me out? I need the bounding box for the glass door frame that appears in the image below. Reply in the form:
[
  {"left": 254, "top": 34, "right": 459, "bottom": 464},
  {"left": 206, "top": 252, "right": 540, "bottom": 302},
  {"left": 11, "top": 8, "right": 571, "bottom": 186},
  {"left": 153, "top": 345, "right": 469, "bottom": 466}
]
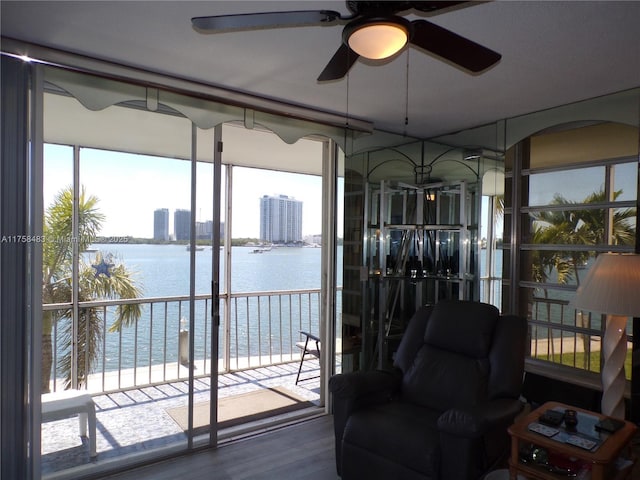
[
  {"left": 207, "top": 124, "right": 223, "bottom": 447},
  {"left": 34, "top": 69, "right": 224, "bottom": 474},
  {"left": 174, "top": 122, "right": 223, "bottom": 450},
  {"left": 27, "top": 58, "right": 345, "bottom": 477}
]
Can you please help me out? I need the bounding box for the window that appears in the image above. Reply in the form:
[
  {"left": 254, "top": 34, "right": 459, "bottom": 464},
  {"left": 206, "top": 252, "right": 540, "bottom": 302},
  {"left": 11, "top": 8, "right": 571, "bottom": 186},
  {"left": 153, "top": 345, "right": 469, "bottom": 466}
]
[{"left": 505, "top": 121, "right": 638, "bottom": 379}]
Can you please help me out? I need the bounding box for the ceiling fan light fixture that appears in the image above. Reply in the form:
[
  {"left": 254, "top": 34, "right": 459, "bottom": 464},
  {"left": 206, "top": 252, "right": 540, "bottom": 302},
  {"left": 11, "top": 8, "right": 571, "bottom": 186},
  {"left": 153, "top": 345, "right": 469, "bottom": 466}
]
[{"left": 345, "top": 17, "right": 410, "bottom": 60}]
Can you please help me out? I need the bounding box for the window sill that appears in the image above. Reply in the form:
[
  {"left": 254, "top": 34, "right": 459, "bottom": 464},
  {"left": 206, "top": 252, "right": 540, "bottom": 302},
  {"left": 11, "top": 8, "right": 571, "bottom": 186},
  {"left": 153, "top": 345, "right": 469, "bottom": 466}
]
[{"left": 524, "top": 358, "right": 632, "bottom": 398}]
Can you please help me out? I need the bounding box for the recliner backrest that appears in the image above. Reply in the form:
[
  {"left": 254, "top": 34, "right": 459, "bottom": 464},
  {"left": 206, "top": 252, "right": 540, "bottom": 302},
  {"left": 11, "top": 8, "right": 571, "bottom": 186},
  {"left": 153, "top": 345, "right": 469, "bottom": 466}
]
[{"left": 394, "top": 300, "right": 518, "bottom": 412}]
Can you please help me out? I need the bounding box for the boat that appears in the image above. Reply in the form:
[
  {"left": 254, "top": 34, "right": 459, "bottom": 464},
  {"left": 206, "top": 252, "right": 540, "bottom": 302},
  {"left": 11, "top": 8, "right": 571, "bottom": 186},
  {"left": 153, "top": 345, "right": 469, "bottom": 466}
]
[
  {"left": 186, "top": 245, "right": 204, "bottom": 251},
  {"left": 250, "top": 246, "right": 272, "bottom": 254}
]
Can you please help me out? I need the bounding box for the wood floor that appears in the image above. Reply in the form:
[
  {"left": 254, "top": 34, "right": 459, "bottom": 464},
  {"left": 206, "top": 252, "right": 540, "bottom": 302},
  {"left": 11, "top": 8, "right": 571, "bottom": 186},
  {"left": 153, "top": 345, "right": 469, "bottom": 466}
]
[
  {"left": 98, "top": 415, "right": 338, "bottom": 480},
  {"left": 91, "top": 413, "right": 640, "bottom": 480}
]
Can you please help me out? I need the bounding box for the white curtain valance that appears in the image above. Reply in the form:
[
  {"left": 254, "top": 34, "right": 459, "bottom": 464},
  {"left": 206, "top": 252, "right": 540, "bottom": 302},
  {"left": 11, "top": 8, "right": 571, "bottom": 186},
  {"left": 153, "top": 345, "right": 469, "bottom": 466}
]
[{"left": 44, "top": 65, "right": 360, "bottom": 156}]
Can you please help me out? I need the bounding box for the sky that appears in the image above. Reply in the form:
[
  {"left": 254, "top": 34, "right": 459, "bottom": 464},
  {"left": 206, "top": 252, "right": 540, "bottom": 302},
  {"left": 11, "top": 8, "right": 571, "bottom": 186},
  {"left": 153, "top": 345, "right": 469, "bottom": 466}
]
[
  {"left": 528, "top": 163, "right": 637, "bottom": 205},
  {"left": 43, "top": 144, "right": 637, "bottom": 242},
  {"left": 43, "top": 144, "right": 343, "bottom": 239}
]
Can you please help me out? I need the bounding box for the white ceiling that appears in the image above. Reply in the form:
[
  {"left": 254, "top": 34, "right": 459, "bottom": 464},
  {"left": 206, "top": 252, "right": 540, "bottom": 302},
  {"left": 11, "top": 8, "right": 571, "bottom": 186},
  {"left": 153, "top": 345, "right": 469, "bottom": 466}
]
[{"left": 2, "top": 1, "right": 640, "bottom": 141}]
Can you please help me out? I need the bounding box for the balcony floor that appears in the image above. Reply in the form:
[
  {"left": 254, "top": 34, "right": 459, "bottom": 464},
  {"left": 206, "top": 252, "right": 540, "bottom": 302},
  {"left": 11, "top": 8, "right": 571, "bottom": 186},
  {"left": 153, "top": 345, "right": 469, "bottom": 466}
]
[{"left": 42, "top": 359, "right": 321, "bottom": 477}]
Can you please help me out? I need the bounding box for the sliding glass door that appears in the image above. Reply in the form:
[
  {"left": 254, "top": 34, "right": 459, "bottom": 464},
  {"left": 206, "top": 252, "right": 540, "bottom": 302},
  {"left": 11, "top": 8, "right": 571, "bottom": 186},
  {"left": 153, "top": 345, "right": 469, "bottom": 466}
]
[
  {"left": 212, "top": 128, "right": 326, "bottom": 434},
  {"left": 39, "top": 67, "right": 227, "bottom": 477},
  {"left": 31, "top": 61, "right": 347, "bottom": 479}
]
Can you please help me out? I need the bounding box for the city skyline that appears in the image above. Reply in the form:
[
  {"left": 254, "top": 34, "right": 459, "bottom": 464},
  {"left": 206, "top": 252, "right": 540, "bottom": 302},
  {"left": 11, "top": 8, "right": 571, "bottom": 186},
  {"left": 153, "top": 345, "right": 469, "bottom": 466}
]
[
  {"left": 153, "top": 207, "right": 225, "bottom": 241},
  {"left": 43, "top": 144, "right": 342, "bottom": 239}
]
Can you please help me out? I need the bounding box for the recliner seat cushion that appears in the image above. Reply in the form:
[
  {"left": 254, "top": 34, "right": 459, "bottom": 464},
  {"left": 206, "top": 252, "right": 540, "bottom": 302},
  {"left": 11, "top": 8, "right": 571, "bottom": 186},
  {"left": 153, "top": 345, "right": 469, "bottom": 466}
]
[{"left": 343, "top": 401, "right": 442, "bottom": 477}]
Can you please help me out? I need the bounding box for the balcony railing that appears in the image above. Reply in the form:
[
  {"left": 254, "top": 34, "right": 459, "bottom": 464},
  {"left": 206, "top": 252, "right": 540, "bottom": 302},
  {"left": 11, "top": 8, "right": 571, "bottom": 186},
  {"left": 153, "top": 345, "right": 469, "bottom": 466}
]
[
  {"left": 43, "top": 288, "right": 330, "bottom": 393},
  {"left": 528, "top": 295, "right": 632, "bottom": 378},
  {"left": 48, "top": 285, "right": 624, "bottom": 393},
  {"left": 479, "top": 275, "right": 502, "bottom": 309}
]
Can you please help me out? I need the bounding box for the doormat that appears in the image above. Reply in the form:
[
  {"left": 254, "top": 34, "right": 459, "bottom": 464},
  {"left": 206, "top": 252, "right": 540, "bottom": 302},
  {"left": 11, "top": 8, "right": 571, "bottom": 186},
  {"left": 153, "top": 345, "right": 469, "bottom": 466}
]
[{"left": 165, "top": 386, "right": 313, "bottom": 433}]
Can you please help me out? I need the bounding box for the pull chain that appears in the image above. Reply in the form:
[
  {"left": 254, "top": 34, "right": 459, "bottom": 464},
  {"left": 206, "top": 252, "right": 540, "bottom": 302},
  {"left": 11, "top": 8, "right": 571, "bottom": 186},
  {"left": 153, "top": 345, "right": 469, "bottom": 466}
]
[
  {"left": 404, "top": 49, "right": 410, "bottom": 130},
  {"left": 345, "top": 66, "right": 350, "bottom": 128}
]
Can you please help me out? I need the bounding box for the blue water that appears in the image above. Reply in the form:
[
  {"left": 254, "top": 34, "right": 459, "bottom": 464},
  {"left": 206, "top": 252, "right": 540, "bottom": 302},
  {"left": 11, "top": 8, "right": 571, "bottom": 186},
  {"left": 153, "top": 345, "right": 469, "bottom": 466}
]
[
  {"left": 60, "top": 245, "right": 501, "bottom": 374},
  {"left": 63, "top": 245, "right": 341, "bottom": 373},
  {"left": 90, "top": 244, "right": 339, "bottom": 298}
]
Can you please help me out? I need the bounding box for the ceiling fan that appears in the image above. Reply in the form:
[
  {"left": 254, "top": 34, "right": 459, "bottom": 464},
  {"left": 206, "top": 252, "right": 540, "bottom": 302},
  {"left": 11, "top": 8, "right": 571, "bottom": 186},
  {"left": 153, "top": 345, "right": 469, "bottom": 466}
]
[{"left": 191, "top": 1, "right": 501, "bottom": 81}]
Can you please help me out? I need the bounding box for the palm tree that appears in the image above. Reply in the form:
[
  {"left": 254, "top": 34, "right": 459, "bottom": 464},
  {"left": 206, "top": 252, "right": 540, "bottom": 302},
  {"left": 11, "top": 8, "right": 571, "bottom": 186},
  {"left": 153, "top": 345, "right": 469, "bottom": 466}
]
[
  {"left": 574, "top": 189, "right": 636, "bottom": 247},
  {"left": 42, "top": 186, "right": 142, "bottom": 392},
  {"left": 530, "top": 199, "right": 590, "bottom": 284},
  {"left": 531, "top": 189, "right": 635, "bottom": 283}
]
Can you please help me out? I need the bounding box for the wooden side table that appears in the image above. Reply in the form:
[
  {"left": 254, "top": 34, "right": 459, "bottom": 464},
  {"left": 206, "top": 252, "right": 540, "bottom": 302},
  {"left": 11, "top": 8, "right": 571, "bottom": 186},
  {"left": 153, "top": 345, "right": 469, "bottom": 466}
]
[{"left": 508, "top": 401, "right": 636, "bottom": 480}]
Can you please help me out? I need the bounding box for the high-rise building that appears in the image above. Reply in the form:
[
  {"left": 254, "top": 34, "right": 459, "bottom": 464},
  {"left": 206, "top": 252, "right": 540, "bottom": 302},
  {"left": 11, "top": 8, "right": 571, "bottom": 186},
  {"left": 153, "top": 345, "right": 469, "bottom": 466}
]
[
  {"left": 196, "top": 221, "right": 226, "bottom": 240},
  {"left": 174, "top": 209, "right": 191, "bottom": 241},
  {"left": 196, "top": 220, "right": 213, "bottom": 240},
  {"left": 259, "top": 194, "right": 302, "bottom": 243},
  {"left": 153, "top": 208, "right": 169, "bottom": 241}
]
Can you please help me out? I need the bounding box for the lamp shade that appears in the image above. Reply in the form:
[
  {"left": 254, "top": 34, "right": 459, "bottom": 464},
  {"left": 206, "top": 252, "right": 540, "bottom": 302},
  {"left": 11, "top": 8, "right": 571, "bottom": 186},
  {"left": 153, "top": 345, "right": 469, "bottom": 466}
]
[
  {"left": 344, "top": 17, "right": 409, "bottom": 60},
  {"left": 571, "top": 253, "right": 640, "bottom": 317}
]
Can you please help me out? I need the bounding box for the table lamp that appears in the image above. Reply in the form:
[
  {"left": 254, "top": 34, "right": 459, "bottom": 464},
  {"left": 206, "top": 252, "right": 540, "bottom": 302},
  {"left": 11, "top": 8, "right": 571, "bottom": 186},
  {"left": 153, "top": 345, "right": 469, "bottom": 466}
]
[{"left": 571, "top": 253, "right": 640, "bottom": 419}]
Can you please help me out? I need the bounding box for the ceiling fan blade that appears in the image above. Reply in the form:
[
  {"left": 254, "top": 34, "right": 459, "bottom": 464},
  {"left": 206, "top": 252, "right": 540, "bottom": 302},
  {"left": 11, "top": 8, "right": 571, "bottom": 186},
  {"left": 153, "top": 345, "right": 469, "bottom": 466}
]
[
  {"left": 410, "top": 1, "right": 469, "bottom": 13},
  {"left": 317, "top": 44, "right": 360, "bottom": 81},
  {"left": 192, "top": 10, "right": 342, "bottom": 33},
  {"left": 410, "top": 19, "right": 501, "bottom": 72}
]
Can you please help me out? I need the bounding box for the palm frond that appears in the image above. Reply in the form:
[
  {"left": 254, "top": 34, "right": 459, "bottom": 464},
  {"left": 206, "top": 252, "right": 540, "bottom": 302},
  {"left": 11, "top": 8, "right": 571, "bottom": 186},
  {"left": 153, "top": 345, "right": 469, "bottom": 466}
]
[{"left": 80, "top": 253, "right": 143, "bottom": 332}]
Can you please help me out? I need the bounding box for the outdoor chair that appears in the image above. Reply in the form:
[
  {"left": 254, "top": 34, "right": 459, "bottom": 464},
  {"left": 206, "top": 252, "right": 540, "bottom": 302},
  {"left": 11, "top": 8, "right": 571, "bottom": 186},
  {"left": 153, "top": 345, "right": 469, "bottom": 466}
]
[
  {"left": 295, "top": 331, "right": 320, "bottom": 385},
  {"left": 329, "top": 300, "right": 527, "bottom": 480}
]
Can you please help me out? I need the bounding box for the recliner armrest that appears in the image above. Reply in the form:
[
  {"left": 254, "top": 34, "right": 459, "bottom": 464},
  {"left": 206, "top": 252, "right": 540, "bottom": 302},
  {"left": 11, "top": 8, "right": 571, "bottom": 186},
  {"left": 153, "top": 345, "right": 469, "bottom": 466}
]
[
  {"left": 437, "top": 398, "right": 523, "bottom": 479},
  {"left": 329, "top": 369, "right": 400, "bottom": 400},
  {"left": 329, "top": 369, "right": 401, "bottom": 476},
  {"left": 437, "top": 398, "right": 523, "bottom": 438}
]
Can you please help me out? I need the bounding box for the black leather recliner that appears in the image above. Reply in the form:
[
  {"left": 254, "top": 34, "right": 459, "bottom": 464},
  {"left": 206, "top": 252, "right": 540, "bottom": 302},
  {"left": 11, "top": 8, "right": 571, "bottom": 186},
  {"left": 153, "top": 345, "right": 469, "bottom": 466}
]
[{"left": 329, "top": 300, "right": 527, "bottom": 480}]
